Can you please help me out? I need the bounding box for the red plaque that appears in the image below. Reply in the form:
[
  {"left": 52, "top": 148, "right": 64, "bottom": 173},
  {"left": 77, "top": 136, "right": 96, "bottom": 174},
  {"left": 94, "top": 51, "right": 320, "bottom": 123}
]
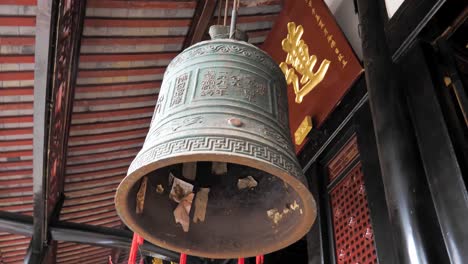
[{"left": 262, "top": 0, "right": 363, "bottom": 152}]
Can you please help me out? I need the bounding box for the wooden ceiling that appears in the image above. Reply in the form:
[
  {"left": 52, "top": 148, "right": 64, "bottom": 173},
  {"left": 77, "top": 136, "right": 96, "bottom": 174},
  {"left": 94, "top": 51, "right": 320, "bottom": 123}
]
[
  {"left": 0, "top": 0, "right": 36, "bottom": 262},
  {"left": 0, "top": 0, "right": 282, "bottom": 263}
]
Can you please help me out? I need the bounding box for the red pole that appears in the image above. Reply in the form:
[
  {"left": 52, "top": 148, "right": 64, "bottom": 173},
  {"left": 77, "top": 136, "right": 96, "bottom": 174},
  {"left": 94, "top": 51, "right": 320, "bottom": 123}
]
[
  {"left": 256, "top": 255, "right": 264, "bottom": 264},
  {"left": 238, "top": 258, "right": 245, "bottom": 264},
  {"left": 180, "top": 253, "right": 187, "bottom": 264},
  {"left": 128, "top": 233, "right": 144, "bottom": 264}
]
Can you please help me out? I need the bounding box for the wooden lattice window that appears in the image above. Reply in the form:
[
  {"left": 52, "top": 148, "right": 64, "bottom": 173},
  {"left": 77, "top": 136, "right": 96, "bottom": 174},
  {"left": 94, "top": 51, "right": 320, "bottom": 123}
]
[{"left": 327, "top": 136, "right": 377, "bottom": 264}]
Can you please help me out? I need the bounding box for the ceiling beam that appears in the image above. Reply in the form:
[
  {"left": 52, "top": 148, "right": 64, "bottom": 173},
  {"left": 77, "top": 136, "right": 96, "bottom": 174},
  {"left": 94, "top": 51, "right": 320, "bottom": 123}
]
[
  {"left": 183, "top": 0, "right": 219, "bottom": 48},
  {"left": 0, "top": 211, "right": 184, "bottom": 263},
  {"left": 29, "top": 0, "right": 87, "bottom": 263},
  {"left": 31, "top": 0, "right": 55, "bottom": 262},
  {"left": 44, "top": 0, "right": 87, "bottom": 212}
]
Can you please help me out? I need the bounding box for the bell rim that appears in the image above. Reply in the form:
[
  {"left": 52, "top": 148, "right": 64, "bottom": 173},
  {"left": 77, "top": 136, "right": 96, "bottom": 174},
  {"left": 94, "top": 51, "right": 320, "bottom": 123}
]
[{"left": 115, "top": 151, "right": 317, "bottom": 259}]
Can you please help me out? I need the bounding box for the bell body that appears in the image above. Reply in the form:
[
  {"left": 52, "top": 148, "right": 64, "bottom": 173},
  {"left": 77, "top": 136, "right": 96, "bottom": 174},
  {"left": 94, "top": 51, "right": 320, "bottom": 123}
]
[{"left": 115, "top": 38, "right": 316, "bottom": 259}]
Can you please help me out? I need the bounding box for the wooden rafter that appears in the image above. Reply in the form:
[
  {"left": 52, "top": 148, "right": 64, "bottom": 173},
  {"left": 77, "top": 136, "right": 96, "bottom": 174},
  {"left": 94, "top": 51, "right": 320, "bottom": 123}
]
[
  {"left": 183, "top": 0, "right": 219, "bottom": 48},
  {"left": 28, "top": 0, "right": 87, "bottom": 263}
]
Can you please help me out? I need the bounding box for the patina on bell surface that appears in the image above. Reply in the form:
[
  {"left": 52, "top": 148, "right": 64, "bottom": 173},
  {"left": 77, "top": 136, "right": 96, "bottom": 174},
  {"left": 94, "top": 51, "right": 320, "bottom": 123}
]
[{"left": 115, "top": 27, "right": 317, "bottom": 259}]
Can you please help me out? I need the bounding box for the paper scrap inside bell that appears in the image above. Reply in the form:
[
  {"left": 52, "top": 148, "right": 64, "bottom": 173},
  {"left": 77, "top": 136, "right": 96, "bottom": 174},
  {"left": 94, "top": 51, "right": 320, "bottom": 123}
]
[
  {"left": 267, "top": 208, "right": 290, "bottom": 225},
  {"left": 168, "top": 172, "right": 175, "bottom": 186},
  {"left": 156, "top": 184, "right": 164, "bottom": 194},
  {"left": 136, "top": 177, "right": 148, "bottom": 214},
  {"left": 211, "top": 162, "right": 227, "bottom": 175},
  {"left": 193, "top": 188, "right": 210, "bottom": 223},
  {"left": 182, "top": 162, "right": 197, "bottom": 180},
  {"left": 169, "top": 175, "right": 194, "bottom": 203},
  {"left": 289, "top": 200, "right": 300, "bottom": 210},
  {"left": 237, "top": 176, "right": 258, "bottom": 189},
  {"left": 173, "top": 193, "right": 194, "bottom": 232}
]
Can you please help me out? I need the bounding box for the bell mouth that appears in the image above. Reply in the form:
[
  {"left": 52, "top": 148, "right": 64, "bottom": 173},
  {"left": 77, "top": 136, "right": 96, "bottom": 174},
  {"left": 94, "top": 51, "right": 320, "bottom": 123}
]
[{"left": 115, "top": 152, "right": 316, "bottom": 259}]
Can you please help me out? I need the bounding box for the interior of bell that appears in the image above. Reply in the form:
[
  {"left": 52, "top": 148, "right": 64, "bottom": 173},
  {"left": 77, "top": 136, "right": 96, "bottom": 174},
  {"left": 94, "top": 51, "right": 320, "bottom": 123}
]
[{"left": 124, "top": 161, "right": 306, "bottom": 257}]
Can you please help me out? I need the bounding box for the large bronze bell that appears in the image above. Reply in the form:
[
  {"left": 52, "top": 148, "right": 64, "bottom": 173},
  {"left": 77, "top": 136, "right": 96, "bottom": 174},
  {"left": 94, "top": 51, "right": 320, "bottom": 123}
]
[{"left": 115, "top": 26, "right": 317, "bottom": 259}]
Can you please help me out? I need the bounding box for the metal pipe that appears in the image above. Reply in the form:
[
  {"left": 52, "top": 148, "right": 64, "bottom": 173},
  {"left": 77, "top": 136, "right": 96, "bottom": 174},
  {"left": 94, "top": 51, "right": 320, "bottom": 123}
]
[
  {"left": 224, "top": 0, "right": 229, "bottom": 26},
  {"left": 51, "top": 221, "right": 180, "bottom": 262},
  {"left": 0, "top": 211, "right": 182, "bottom": 263},
  {"left": 217, "top": 0, "right": 222, "bottom": 25},
  {"left": 229, "top": 0, "right": 238, "bottom": 38},
  {"left": 0, "top": 211, "right": 34, "bottom": 237}
]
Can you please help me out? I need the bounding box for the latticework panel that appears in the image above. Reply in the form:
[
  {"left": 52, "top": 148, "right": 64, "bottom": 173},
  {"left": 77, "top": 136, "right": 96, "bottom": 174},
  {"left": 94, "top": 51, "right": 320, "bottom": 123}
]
[
  {"left": 329, "top": 163, "right": 377, "bottom": 264},
  {"left": 327, "top": 136, "right": 359, "bottom": 181}
]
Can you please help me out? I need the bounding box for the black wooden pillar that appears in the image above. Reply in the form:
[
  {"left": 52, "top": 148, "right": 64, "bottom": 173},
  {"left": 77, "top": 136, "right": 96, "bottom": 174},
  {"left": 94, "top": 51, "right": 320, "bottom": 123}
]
[
  {"left": 404, "top": 43, "right": 468, "bottom": 263},
  {"left": 355, "top": 103, "right": 397, "bottom": 264},
  {"left": 357, "top": 0, "right": 450, "bottom": 263}
]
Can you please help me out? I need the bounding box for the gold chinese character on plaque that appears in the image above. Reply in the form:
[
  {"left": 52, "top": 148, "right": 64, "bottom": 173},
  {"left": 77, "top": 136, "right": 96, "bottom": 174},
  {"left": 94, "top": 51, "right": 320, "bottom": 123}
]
[
  {"left": 280, "top": 22, "right": 331, "bottom": 104},
  {"left": 294, "top": 116, "right": 313, "bottom": 145}
]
